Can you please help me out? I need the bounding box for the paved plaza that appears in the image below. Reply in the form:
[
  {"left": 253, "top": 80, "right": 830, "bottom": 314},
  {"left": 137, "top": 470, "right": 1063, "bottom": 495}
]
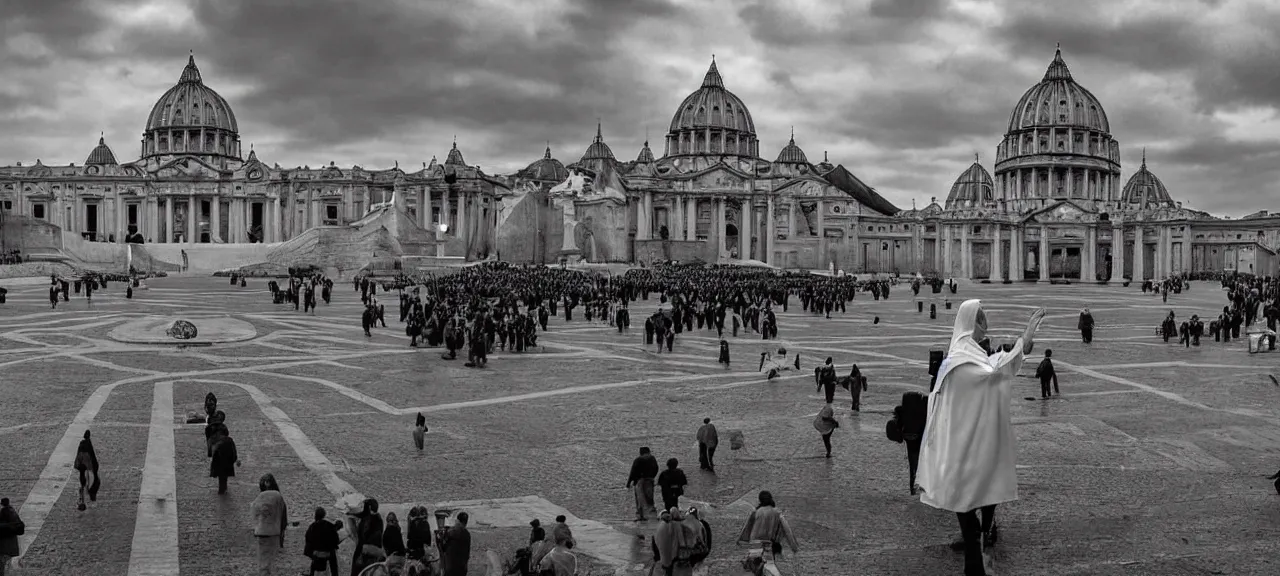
[{"left": 1, "top": 276, "right": 1279, "bottom": 575}]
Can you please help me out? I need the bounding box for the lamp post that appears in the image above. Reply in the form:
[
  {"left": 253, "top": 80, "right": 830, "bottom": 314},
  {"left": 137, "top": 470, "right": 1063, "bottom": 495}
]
[{"left": 436, "top": 223, "right": 448, "bottom": 258}]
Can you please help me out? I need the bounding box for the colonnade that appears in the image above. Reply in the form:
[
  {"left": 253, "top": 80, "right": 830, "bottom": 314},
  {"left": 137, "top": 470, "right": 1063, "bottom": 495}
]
[
  {"left": 942, "top": 220, "right": 1191, "bottom": 281},
  {"left": 636, "top": 192, "right": 781, "bottom": 265}
]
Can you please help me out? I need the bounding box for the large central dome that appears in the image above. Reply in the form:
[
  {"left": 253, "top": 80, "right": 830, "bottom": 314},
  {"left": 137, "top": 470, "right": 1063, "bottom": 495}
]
[
  {"left": 993, "top": 47, "right": 1122, "bottom": 207},
  {"left": 662, "top": 58, "right": 759, "bottom": 159},
  {"left": 141, "top": 54, "right": 242, "bottom": 161}
]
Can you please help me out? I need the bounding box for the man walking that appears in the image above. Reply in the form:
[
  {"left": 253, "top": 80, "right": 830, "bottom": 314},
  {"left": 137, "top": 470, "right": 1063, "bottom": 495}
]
[
  {"left": 1036, "top": 349, "right": 1059, "bottom": 398},
  {"left": 697, "top": 418, "right": 719, "bottom": 473},
  {"left": 1078, "top": 307, "right": 1094, "bottom": 343},
  {"left": 626, "top": 447, "right": 659, "bottom": 521},
  {"left": 441, "top": 512, "right": 472, "bottom": 576},
  {"left": 656, "top": 458, "right": 689, "bottom": 512}
]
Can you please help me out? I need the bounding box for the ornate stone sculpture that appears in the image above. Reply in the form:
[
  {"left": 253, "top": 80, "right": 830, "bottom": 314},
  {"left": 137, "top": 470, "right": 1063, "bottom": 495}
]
[{"left": 165, "top": 320, "right": 198, "bottom": 340}]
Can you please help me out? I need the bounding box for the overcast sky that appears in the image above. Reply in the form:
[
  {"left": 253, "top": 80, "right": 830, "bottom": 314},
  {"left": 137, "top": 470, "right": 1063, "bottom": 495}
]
[{"left": 4, "top": 0, "right": 1279, "bottom": 215}]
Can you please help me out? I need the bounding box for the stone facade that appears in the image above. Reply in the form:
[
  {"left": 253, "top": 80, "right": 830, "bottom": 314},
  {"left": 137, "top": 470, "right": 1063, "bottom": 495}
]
[
  {"left": 2, "top": 50, "right": 1276, "bottom": 277},
  {"left": 849, "top": 48, "right": 1280, "bottom": 280},
  {"left": 0, "top": 55, "right": 507, "bottom": 261}
]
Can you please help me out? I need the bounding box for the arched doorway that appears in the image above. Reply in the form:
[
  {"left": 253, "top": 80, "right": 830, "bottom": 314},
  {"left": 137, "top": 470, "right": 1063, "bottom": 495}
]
[{"left": 725, "top": 223, "right": 739, "bottom": 257}]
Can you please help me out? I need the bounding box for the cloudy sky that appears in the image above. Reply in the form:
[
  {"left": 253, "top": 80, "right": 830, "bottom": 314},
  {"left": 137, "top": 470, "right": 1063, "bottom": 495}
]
[{"left": 4, "top": 0, "right": 1279, "bottom": 215}]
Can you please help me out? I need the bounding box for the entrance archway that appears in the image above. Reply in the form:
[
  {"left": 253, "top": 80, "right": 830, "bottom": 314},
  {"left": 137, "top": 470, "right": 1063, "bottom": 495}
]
[{"left": 725, "top": 224, "right": 739, "bottom": 256}]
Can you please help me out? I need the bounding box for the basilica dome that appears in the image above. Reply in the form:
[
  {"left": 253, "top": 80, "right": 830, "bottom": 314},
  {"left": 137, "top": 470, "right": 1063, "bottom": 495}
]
[
  {"left": 663, "top": 58, "right": 759, "bottom": 159},
  {"left": 141, "top": 54, "right": 242, "bottom": 160},
  {"left": 1007, "top": 48, "right": 1109, "bottom": 134},
  {"left": 1121, "top": 152, "right": 1173, "bottom": 208},
  {"left": 993, "top": 47, "right": 1121, "bottom": 207},
  {"left": 85, "top": 135, "right": 118, "bottom": 165},
  {"left": 774, "top": 132, "right": 808, "bottom": 165},
  {"left": 945, "top": 156, "right": 995, "bottom": 210}
]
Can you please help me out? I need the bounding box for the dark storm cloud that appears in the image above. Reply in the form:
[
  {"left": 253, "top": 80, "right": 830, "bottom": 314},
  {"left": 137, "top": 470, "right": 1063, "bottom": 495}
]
[
  {"left": 738, "top": 0, "right": 952, "bottom": 49},
  {"left": 0, "top": 0, "right": 109, "bottom": 63},
  {"left": 109, "top": 0, "right": 684, "bottom": 167},
  {"left": 995, "top": 0, "right": 1280, "bottom": 110}
]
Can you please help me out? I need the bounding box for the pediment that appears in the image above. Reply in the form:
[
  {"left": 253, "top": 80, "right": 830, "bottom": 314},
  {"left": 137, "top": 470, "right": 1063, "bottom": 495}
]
[
  {"left": 775, "top": 176, "right": 836, "bottom": 198},
  {"left": 1023, "top": 200, "right": 1094, "bottom": 224},
  {"left": 668, "top": 161, "right": 754, "bottom": 183},
  {"left": 153, "top": 156, "right": 225, "bottom": 180}
]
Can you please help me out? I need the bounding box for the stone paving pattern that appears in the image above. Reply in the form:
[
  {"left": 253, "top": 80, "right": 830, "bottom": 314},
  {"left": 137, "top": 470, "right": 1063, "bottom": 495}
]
[{"left": 1, "top": 277, "right": 1279, "bottom": 575}]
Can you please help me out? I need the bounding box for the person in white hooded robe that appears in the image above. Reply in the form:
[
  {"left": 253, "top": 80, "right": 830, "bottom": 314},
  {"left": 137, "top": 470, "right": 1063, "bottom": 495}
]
[{"left": 916, "top": 299, "right": 1044, "bottom": 576}]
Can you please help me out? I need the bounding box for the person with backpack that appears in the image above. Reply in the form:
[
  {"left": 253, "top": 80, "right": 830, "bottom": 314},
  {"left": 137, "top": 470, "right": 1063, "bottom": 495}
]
[{"left": 890, "top": 391, "right": 929, "bottom": 495}]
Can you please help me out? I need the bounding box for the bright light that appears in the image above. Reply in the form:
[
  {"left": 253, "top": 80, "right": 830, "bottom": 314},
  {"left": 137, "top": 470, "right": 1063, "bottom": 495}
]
[{"left": 437, "top": 223, "right": 449, "bottom": 233}]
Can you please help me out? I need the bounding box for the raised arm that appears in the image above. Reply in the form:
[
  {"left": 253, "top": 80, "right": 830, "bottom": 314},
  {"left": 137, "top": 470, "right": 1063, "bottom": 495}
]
[{"left": 1021, "top": 308, "right": 1047, "bottom": 355}]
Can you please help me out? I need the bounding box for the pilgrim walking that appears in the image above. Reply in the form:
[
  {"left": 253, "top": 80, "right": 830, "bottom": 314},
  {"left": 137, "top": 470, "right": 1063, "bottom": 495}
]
[
  {"left": 73, "top": 430, "right": 101, "bottom": 511},
  {"left": 814, "top": 404, "right": 839, "bottom": 458}
]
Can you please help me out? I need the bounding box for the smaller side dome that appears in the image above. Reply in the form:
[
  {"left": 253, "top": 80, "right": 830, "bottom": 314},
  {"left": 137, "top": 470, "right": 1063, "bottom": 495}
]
[
  {"left": 85, "top": 134, "right": 118, "bottom": 165},
  {"left": 580, "top": 122, "right": 616, "bottom": 162},
  {"left": 445, "top": 138, "right": 466, "bottom": 167},
  {"left": 636, "top": 140, "right": 655, "bottom": 163},
  {"left": 1121, "top": 150, "right": 1173, "bottom": 208},
  {"left": 774, "top": 129, "right": 808, "bottom": 164},
  {"left": 814, "top": 150, "right": 834, "bottom": 174},
  {"left": 945, "top": 154, "right": 995, "bottom": 209},
  {"left": 520, "top": 145, "right": 569, "bottom": 182}
]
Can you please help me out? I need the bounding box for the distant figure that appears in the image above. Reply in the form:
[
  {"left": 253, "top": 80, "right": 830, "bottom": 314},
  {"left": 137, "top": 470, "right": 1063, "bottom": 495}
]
[
  {"left": 697, "top": 418, "right": 719, "bottom": 472},
  {"left": 718, "top": 340, "right": 730, "bottom": 367},
  {"left": 1078, "top": 307, "right": 1094, "bottom": 343},
  {"left": 1036, "top": 349, "right": 1059, "bottom": 399}
]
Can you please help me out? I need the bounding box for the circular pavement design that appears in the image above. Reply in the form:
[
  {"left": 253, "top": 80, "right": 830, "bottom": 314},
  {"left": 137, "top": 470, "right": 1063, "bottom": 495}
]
[{"left": 107, "top": 315, "right": 258, "bottom": 345}]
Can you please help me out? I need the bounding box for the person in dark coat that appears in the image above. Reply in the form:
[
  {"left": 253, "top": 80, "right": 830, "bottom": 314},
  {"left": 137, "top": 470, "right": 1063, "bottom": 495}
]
[
  {"left": 406, "top": 506, "right": 433, "bottom": 561},
  {"left": 351, "top": 498, "right": 385, "bottom": 576},
  {"left": 895, "top": 391, "right": 929, "bottom": 495},
  {"left": 205, "top": 410, "right": 228, "bottom": 457},
  {"left": 303, "top": 507, "right": 341, "bottom": 576},
  {"left": 1078, "top": 307, "right": 1095, "bottom": 343},
  {"left": 626, "top": 447, "right": 659, "bottom": 521},
  {"left": 687, "top": 506, "right": 712, "bottom": 566},
  {"left": 717, "top": 340, "right": 730, "bottom": 367},
  {"left": 0, "top": 496, "right": 24, "bottom": 573},
  {"left": 209, "top": 427, "right": 239, "bottom": 494},
  {"left": 816, "top": 357, "right": 837, "bottom": 404},
  {"left": 440, "top": 512, "right": 472, "bottom": 576},
  {"left": 656, "top": 458, "right": 688, "bottom": 512},
  {"left": 73, "top": 430, "right": 101, "bottom": 511},
  {"left": 527, "top": 519, "right": 545, "bottom": 546}
]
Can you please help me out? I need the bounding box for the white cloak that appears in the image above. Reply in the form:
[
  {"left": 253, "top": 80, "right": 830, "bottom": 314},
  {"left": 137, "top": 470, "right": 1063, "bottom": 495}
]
[{"left": 917, "top": 299, "right": 1023, "bottom": 513}]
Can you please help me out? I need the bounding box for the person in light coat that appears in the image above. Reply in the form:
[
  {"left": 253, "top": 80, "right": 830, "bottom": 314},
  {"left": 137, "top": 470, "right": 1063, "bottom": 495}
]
[{"left": 916, "top": 300, "right": 1045, "bottom": 576}]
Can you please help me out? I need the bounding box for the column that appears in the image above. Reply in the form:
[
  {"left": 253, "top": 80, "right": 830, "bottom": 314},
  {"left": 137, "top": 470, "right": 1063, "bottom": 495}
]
[
  {"left": 1133, "top": 226, "right": 1146, "bottom": 280},
  {"left": 458, "top": 191, "right": 469, "bottom": 246},
  {"left": 165, "top": 198, "right": 174, "bottom": 243},
  {"left": 1011, "top": 229, "right": 1023, "bottom": 281},
  {"left": 815, "top": 200, "right": 827, "bottom": 269},
  {"left": 1067, "top": 168, "right": 1075, "bottom": 198},
  {"left": 787, "top": 199, "right": 796, "bottom": 238},
  {"left": 671, "top": 197, "right": 682, "bottom": 240},
  {"left": 765, "top": 195, "right": 776, "bottom": 265},
  {"left": 641, "top": 191, "right": 653, "bottom": 240},
  {"left": 960, "top": 223, "right": 971, "bottom": 279},
  {"left": 1113, "top": 222, "right": 1124, "bottom": 277},
  {"left": 686, "top": 197, "right": 697, "bottom": 240},
  {"left": 715, "top": 197, "right": 726, "bottom": 259},
  {"left": 1039, "top": 225, "right": 1050, "bottom": 282},
  {"left": 941, "top": 226, "right": 951, "bottom": 277},
  {"left": 991, "top": 224, "right": 1002, "bottom": 281},
  {"left": 211, "top": 197, "right": 221, "bottom": 242},
  {"left": 1084, "top": 226, "right": 1096, "bottom": 281},
  {"left": 114, "top": 191, "right": 124, "bottom": 242},
  {"left": 737, "top": 205, "right": 749, "bottom": 259},
  {"left": 272, "top": 198, "right": 282, "bottom": 242}
]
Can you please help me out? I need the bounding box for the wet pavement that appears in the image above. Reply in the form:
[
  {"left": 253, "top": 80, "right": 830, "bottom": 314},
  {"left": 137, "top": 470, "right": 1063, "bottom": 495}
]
[{"left": 1, "top": 277, "right": 1279, "bottom": 575}]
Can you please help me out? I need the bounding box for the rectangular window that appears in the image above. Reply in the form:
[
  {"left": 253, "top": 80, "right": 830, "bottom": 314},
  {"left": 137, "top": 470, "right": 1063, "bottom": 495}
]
[
  {"left": 33, "top": 203, "right": 45, "bottom": 219},
  {"left": 2, "top": 200, "right": 10, "bottom": 210},
  {"left": 973, "top": 226, "right": 982, "bottom": 234},
  {"left": 326, "top": 205, "right": 338, "bottom": 220}
]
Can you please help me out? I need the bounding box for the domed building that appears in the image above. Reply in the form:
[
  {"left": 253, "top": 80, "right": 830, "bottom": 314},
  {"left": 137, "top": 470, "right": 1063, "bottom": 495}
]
[
  {"left": 944, "top": 155, "right": 995, "bottom": 210},
  {"left": 856, "top": 46, "right": 1279, "bottom": 281},
  {"left": 0, "top": 53, "right": 508, "bottom": 258},
  {"left": 142, "top": 54, "right": 242, "bottom": 164},
  {"left": 2, "top": 49, "right": 1275, "bottom": 275}
]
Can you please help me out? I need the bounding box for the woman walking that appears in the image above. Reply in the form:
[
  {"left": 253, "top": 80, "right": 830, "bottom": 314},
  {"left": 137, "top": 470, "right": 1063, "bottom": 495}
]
[
  {"left": 350, "top": 498, "right": 385, "bottom": 576},
  {"left": 73, "top": 430, "right": 101, "bottom": 511},
  {"left": 250, "top": 473, "right": 288, "bottom": 576},
  {"left": 813, "top": 405, "right": 839, "bottom": 458},
  {"left": 735, "top": 491, "right": 799, "bottom": 573},
  {"left": 917, "top": 300, "right": 1045, "bottom": 576},
  {"left": 209, "top": 427, "right": 239, "bottom": 494}
]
